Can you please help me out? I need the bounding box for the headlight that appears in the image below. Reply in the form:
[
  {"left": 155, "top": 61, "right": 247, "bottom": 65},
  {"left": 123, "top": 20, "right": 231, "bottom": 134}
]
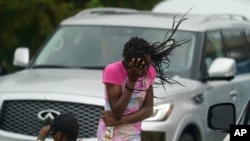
[{"left": 144, "top": 103, "right": 173, "bottom": 121}]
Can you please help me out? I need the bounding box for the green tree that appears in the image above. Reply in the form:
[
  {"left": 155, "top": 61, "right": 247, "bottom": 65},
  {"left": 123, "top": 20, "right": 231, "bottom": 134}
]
[
  {"left": 0, "top": 0, "right": 80, "bottom": 72},
  {"left": 0, "top": 0, "right": 161, "bottom": 73}
]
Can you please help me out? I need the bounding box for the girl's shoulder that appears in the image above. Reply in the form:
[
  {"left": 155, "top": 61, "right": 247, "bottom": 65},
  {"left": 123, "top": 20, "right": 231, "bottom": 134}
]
[
  {"left": 104, "top": 61, "right": 125, "bottom": 73},
  {"left": 149, "top": 65, "right": 156, "bottom": 75}
]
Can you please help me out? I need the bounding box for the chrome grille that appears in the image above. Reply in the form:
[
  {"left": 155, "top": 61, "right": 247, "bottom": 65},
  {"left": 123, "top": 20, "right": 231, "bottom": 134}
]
[{"left": 0, "top": 100, "right": 104, "bottom": 138}]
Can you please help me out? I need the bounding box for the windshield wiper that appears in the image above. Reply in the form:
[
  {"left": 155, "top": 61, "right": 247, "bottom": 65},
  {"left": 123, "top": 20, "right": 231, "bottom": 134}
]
[
  {"left": 80, "top": 66, "right": 104, "bottom": 70},
  {"left": 32, "top": 65, "right": 72, "bottom": 69},
  {"left": 32, "top": 65, "right": 104, "bottom": 70}
]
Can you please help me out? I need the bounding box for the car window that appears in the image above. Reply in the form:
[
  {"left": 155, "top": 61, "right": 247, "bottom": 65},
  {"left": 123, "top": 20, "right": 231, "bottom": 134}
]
[
  {"left": 246, "top": 30, "right": 250, "bottom": 45},
  {"left": 236, "top": 99, "right": 250, "bottom": 126},
  {"left": 245, "top": 30, "right": 250, "bottom": 71},
  {"left": 32, "top": 25, "right": 195, "bottom": 77},
  {"left": 204, "top": 31, "right": 226, "bottom": 71},
  {"left": 222, "top": 30, "right": 250, "bottom": 74},
  {"left": 246, "top": 107, "right": 250, "bottom": 125}
]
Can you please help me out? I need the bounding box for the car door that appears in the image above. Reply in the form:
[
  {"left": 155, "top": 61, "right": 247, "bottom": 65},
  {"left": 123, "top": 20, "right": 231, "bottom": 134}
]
[
  {"left": 203, "top": 31, "right": 240, "bottom": 107},
  {"left": 221, "top": 29, "right": 250, "bottom": 118},
  {"left": 202, "top": 30, "right": 239, "bottom": 141}
]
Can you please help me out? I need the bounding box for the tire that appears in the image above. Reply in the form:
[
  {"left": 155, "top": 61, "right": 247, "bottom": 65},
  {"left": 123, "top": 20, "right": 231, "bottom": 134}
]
[{"left": 179, "top": 132, "right": 195, "bottom": 141}]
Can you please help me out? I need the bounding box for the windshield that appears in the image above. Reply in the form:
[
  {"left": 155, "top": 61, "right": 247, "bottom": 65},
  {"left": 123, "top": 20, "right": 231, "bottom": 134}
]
[{"left": 32, "top": 25, "right": 195, "bottom": 77}]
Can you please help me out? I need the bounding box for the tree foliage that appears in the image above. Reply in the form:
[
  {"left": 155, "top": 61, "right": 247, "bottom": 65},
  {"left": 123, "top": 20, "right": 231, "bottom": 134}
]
[{"left": 0, "top": 0, "right": 161, "bottom": 73}]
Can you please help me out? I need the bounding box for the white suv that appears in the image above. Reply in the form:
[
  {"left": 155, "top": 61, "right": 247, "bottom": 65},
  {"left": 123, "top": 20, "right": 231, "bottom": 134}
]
[{"left": 0, "top": 7, "right": 250, "bottom": 141}]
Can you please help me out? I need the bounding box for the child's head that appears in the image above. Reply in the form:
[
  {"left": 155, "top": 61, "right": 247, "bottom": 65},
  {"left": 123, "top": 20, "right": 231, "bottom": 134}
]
[
  {"left": 49, "top": 113, "right": 79, "bottom": 141},
  {"left": 122, "top": 37, "right": 156, "bottom": 68}
]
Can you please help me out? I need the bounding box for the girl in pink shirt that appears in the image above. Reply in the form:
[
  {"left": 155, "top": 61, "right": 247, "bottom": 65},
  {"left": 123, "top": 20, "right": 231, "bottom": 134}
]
[
  {"left": 97, "top": 37, "right": 156, "bottom": 141},
  {"left": 97, "top": 17, "right": 189, "bottom": 140}
]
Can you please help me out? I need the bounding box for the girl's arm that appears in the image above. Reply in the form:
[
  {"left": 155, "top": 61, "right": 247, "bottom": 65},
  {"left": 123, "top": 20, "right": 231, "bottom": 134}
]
[
  {"left": 105, "top": 79, "right": 136, "bottom": 120},
  {"left": 105, "top": 57, "right": 151, "bottom": 120},
  {"left": 102, "top": 85, "right": 153, "bottom": 126},
  {"left": 121, "top": 85, "right": 153, "bottom": 123}
]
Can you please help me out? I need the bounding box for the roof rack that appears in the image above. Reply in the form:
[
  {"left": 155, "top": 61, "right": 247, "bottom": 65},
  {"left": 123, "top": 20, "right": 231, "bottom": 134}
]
[
  {"left": 201, "top": 14, "right": 249, "bottom": 22},
  {"left": 75, "top": 7, "right": 138, "bottom": 17}
]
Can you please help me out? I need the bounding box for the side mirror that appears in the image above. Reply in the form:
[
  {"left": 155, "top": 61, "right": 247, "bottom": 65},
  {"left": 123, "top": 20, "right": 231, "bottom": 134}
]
[
  {"left": 13, "top": 47, "right": 29, "bottom": 67},
  {"left": 208, "top": 57, "right": 236, "bottom": 81},
  {"left": 207, "top": 103, "right": 236, "bottom": 133}
]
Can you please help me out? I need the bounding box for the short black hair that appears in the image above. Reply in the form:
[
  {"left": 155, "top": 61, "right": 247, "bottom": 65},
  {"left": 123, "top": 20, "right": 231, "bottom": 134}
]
[{"left": 49, "top": 113, "right": 79, "bottom": 141}]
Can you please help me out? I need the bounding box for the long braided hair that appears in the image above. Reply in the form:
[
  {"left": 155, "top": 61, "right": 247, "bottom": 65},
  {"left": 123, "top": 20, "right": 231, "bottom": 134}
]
[{"left": 122, "top": 13, "right": 191, "bottom": 89}]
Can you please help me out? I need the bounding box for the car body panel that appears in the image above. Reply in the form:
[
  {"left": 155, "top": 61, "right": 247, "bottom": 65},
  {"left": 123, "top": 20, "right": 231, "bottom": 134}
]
[{"left": 1, "top": 8, "right": 250, "bottom": 141}]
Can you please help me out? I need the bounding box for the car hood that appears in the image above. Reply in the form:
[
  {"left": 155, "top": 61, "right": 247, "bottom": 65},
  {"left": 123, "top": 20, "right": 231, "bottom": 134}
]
[
  {"left": 0, "top": 69, "right": 201, "bottom": 99},
  {"left": 0, "top": 69, "right": 104, "bottom": 97}
]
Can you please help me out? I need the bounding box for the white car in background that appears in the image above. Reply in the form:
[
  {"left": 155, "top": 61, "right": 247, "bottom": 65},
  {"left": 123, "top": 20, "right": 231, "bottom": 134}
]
[
  {"left": 152, "top": 0, "right": 250, "bottom": 19},
  {"left": 0, "top": 7, "right": 250, "bottom": 141}
]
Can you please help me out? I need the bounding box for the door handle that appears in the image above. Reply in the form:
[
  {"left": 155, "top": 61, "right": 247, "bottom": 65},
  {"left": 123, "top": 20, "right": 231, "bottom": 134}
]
[{"left": 229, "top": 90, "right": 239, "bottom": 101}]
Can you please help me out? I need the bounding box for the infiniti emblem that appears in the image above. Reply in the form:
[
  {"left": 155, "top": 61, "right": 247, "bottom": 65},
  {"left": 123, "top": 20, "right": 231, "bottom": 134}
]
[{"left": 37, "top": 109, "right": 61, "bottom": 125}]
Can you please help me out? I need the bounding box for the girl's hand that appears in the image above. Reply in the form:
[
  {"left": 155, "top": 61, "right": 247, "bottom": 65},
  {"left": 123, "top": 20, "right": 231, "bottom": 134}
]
[
  {"left": 127, "top": 58, "right": 148, "bottom": 81},
  {"left": 101, "top": 110, "right": 121, "bottom": 126}
]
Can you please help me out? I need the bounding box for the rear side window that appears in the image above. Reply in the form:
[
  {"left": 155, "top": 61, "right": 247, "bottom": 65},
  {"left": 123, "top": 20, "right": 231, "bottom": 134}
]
[
  {"left": 245, "top": 30, "right": 250, "bottom": 56},
  {"left": 246, "top": 30, "right": 250, "bottom": 44},
  {"left": 222, "top": 30, "right": 250, "bottom": 74},
  {"left": 204, "top": 31, "right": 226, "bottom": 71}
]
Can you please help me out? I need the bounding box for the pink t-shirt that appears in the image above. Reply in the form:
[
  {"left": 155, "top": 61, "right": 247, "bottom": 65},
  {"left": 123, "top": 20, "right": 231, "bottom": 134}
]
[{"left": 97, "top": 61, "right": 156, "bottom": 141}]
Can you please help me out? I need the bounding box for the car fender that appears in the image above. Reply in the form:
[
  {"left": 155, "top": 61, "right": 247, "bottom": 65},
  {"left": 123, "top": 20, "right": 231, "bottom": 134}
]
[{"left": 173, "top": 113, "right": 205, "bottom": 141}]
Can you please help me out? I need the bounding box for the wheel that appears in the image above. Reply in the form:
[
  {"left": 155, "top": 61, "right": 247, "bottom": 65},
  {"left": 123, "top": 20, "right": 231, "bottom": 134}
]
[{"left": 179, "top": 132, "right": 195, "bottom": 141}]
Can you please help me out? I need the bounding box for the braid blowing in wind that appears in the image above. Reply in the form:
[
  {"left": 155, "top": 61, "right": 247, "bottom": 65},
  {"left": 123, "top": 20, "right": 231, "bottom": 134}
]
[{"left": 123, "top": 13, "right": 191, "bottom": 88}]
